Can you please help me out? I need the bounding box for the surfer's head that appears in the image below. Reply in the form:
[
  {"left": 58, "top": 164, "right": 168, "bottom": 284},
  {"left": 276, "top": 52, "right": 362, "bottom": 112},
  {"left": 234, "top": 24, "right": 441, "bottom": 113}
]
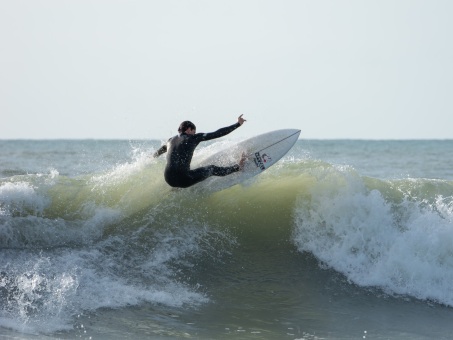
[{"left": 178, "top": 121, "right": 196, "bottom": 134}]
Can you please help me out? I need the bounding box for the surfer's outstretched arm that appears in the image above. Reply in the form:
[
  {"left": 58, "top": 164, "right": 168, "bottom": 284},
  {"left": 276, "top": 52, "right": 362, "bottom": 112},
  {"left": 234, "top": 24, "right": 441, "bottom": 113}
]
[
  {"left": 153, "top": 144, "right": 167, "bottom": 158},
  {"left": 198, "top": 114, "right": 247, "bottom": 142}
]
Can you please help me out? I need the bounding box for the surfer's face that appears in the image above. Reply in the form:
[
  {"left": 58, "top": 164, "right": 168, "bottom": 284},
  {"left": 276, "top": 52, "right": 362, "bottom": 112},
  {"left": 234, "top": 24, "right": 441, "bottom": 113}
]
[{"left": 185, "top": 127, "right": 196, "bottom": 135}]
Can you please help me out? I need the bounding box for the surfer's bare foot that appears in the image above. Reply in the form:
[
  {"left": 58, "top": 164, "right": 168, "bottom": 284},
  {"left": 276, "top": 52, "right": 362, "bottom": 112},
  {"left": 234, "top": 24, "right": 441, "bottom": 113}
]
[{"left": 238, "top": 152, "right": 247, "bottom": 170}]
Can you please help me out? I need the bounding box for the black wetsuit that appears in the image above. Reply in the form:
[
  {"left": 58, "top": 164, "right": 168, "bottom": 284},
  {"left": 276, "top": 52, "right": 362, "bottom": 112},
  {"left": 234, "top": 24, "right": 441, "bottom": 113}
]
[{"left": 154, "top": 123, "right": 241, "bottom": 188}]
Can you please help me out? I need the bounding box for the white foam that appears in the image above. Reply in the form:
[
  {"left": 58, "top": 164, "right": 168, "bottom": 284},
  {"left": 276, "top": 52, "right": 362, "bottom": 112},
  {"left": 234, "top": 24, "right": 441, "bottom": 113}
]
[
  {"left": 0, "top": 181, "right": 49, "bottom": 217},
  {"left": 0, "top": 220, "right": 213, "bottom": 334},
  {"left": 293, "top": 169, "right": 453, "bottom": 306}
]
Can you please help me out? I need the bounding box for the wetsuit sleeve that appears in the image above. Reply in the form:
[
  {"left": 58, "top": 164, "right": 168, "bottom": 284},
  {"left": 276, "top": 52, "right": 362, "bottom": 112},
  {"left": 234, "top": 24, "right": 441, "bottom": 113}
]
[
  {"left": 195, "top": 122, "right": 241, "bottom": 142},
  {"left": 153, "top": 144, "right": 167, "bottom": 158}
]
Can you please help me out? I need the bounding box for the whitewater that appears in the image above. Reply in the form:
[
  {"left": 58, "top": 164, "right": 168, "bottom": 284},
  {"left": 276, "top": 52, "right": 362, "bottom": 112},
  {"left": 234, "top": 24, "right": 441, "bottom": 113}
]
[{"left": 1, "top": 138, "right": 453, "bottom": 339}]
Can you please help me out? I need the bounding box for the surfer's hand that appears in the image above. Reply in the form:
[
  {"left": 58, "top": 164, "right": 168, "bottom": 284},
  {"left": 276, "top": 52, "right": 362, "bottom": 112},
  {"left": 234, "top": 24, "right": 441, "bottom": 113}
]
[{"left": 238, "top": 114, "right": 246, "bottom": 125}]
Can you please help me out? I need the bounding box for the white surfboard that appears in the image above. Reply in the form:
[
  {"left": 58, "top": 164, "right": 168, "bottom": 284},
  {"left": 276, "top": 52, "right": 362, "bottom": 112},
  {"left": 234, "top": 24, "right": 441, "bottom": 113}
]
[{"left": 193, "top": 129, "right": 301, "bottom": 190}]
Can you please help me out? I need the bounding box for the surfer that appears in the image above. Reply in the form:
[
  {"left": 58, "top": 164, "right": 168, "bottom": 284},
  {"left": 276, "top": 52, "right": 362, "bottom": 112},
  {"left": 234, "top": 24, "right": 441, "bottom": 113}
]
[{"left": 153, "top": 115, "right": 247, "bottom": 188}]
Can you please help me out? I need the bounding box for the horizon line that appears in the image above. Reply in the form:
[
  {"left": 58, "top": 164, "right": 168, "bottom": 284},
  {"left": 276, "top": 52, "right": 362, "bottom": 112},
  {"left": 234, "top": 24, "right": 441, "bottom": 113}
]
[{"left": 1, "top": 137, "right": 453, "bottom": 142}]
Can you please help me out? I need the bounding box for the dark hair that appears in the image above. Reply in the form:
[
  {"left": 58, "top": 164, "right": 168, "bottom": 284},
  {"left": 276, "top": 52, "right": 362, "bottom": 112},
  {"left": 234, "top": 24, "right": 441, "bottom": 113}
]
[{"left": 178, "top": 121, "right": 196, "bottom": 133}]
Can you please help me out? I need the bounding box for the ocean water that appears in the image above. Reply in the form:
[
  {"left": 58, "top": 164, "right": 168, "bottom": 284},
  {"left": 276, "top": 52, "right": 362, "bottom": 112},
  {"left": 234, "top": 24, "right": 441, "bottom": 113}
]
[{"left": 1, "top": 138, "right": 453, "bottom": 339}]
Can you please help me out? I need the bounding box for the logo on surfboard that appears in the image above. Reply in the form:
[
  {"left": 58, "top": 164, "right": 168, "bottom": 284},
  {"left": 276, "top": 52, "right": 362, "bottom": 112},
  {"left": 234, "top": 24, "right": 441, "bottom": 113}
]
[{"left": 254, "top": 152, "right": 272, "bottom": 170}]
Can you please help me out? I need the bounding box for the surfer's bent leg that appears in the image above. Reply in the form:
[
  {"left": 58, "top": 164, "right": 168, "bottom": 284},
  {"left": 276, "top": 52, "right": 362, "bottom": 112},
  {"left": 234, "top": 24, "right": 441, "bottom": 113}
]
[
  {"left": 210, "top": 164, "right": 240, "bottom": 176},
  {"left": 164, "top": 165, "right": 239, "bottom": 188},
  {"left": 185, "top": 165, "right": 240, "bottom": 186}
]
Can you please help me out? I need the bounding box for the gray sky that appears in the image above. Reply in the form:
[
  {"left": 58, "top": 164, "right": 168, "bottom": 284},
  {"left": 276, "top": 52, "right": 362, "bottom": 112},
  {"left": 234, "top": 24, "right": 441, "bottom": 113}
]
[{"left": 1, "top": 0, "right": 452, "bottom": 140}]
